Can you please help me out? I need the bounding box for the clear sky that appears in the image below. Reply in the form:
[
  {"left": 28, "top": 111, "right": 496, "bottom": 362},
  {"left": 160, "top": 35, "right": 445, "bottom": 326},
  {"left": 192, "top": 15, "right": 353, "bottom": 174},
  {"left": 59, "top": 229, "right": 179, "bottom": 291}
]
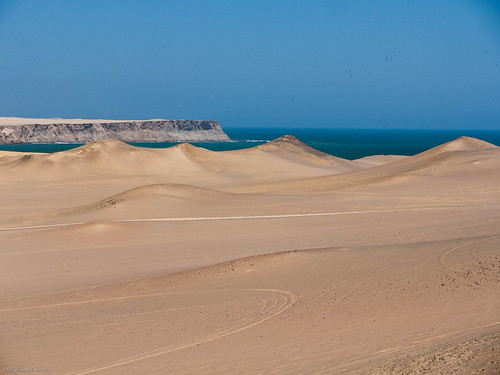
[{"left": 0, "top": 0, "right": 499, "bottom": 129}]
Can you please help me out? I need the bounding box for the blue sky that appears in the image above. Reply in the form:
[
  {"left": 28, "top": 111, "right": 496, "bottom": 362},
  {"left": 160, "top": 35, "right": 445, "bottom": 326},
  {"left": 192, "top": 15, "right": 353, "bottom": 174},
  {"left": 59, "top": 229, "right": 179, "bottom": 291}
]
[{"left": 0, "top": 0, "right": 499, "bottom": 129}]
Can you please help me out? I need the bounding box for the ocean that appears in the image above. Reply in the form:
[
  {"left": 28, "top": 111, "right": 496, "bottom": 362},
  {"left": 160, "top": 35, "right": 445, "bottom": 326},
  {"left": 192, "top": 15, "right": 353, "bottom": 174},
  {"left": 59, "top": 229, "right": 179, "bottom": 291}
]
[{"left": 1, "top": 128, "right": 499, "bottom": 160}]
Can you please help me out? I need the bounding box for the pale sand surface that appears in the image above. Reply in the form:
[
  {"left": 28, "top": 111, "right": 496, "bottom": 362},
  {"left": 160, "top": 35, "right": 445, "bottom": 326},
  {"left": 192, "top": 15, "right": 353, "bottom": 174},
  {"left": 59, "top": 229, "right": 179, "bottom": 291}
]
[{"left": 0, "top": 136, "right": 499, "bottom": 374}]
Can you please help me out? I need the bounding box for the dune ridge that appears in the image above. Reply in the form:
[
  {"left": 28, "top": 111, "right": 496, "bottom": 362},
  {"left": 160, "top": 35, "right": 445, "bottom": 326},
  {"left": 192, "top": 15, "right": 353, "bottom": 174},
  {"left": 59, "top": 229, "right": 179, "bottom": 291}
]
[
  {"left": 229, "top": 135, "right": 500, "bottom": 193},
  {"left": 0, "top": 136, "right": 366, "bottom": 185}
]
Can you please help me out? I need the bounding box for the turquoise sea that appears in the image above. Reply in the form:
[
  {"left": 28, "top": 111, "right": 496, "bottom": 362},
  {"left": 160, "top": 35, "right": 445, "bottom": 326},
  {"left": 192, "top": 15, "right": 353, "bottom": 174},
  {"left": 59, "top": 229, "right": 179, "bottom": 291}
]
[{"left": 1, "top": 128, "right": 499, "bottom": 160}]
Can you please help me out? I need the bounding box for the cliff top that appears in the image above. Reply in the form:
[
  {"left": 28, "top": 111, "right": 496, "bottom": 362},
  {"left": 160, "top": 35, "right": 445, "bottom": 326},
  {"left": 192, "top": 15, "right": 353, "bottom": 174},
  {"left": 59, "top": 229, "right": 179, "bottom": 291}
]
[{"left": 0, "top": 117, "right": 212, "bottom": 126}]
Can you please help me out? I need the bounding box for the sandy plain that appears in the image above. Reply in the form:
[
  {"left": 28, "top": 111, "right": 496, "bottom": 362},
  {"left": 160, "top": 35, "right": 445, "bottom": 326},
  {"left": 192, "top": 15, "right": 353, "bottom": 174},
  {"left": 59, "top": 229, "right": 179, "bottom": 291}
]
[{"left": 0, "top": 135, "right": 499, "bottom": 374}]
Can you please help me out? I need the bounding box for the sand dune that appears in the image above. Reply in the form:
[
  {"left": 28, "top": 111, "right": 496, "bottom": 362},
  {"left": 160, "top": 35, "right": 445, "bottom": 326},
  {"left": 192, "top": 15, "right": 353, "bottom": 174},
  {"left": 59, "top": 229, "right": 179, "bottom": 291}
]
[
  {"left": 355, "top": 154, "right": 408, "bottom": 166},
  {"left": 5, "top": 184, "right": 241, "bottom": 225},
  {"left": 0, "top": 135, "right": 499, "bottom": 374},
  {"left": 0, "top": 140, "right": 212, "bottom": 179},
  {"left": 0, "top": 136, "right": 363, "bottom": 186},
  {"left": 232, "top": 136, "right": 500, "bottom": 193},
  {"left": 253, "top": 134, "right": 365, "bottom": 169},
  {"left": 0, "top": 151, "right": 38, "bottom": 166},
  {"left": 382, "top": 136, "right": 500, "bottom": 176}
]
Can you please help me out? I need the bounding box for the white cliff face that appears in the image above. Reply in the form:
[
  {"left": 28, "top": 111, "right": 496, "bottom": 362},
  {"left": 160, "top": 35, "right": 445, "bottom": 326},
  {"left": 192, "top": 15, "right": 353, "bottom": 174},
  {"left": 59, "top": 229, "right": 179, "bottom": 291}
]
[{"left": 0, "top": 119, "right": 230, "bottom": 144}]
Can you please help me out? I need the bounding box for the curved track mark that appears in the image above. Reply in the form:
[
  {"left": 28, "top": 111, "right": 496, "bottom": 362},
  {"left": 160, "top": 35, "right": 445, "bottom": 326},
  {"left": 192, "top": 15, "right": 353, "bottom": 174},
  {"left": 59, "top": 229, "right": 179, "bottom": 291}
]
[
  {"left": 439, "top": 237, "right": 499, "bottom": 294},
  {"left": 0, "top": 292, "right": 167, "bottom": 313},
  {"left": 65, "top": 288, "right": 298, "bottom": 375}
]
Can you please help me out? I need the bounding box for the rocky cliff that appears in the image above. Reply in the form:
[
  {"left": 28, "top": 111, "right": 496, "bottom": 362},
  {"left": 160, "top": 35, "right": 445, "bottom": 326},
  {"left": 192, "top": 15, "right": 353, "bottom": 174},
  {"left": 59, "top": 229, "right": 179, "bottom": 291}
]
[{"left": 0, "top": 118, "right": 230, "bottom": 144}]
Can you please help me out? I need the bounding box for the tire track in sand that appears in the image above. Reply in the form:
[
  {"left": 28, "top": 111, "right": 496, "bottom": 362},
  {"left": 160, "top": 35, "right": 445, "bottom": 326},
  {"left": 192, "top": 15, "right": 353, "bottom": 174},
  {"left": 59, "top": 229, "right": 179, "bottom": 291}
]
[
  {"left": 2, "top": 203, "right": 500, "bottom": 232},
  {"left": 64, "top": 288, "right": 298, "bottom": 375},
  {"left": 439, "top": 236, "right": 499, "bottom": 294}
]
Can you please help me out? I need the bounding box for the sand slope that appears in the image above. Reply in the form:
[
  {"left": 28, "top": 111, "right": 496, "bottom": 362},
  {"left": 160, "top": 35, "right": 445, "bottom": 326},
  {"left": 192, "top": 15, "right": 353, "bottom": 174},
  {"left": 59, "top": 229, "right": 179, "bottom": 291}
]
[
  {"left": 232, "top": 136, "right": 500, "bottom": 193},
  {"left": 355, "top": 154, "right": 408, "bottom": 166},
  {"left": 0, "top": 136, "right": 364, "bottom": 186},
  {"left": 0, "top": 135, "right": 499, "bottom": 374}
]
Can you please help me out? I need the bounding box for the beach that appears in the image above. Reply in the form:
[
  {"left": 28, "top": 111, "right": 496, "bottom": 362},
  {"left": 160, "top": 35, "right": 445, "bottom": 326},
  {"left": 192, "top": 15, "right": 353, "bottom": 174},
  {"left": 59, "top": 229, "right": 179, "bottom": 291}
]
[{"left": 0, "top": 135, "right": 499, "bottom": 374}]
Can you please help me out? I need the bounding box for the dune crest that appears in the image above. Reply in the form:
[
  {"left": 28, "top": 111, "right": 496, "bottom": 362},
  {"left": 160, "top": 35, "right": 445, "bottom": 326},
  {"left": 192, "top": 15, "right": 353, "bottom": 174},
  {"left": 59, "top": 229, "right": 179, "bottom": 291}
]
[
  {"left": 427, "top": 136, "right": 499, "bottom": 153},
  {"left": 4, "top": 183, "right": 240, "bottom": 226},
  {"left": 68, "top": 138, "right": 137, "bottom": 151},
  {"left": 229, "top": 136, "right": 500, "bottom": 193},
  {"left": 0, "top": 135, "right": 368, "bottom": 184},
  {"left": 255, "top": 134, "right": 365, "bottom": 168}
]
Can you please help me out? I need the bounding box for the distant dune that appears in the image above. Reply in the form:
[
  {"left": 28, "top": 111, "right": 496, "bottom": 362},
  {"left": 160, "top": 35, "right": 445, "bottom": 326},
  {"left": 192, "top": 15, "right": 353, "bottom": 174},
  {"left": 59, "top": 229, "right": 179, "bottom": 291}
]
[
  {"left": 0, "top": 135, "right": 499, "bottom": 374},
  {"left": 355, "top": 154, "right": 408, "bottom": 166},
  {"left": 0, "top": 135, "right": 366, "bottom": 185},
  {"left": 233, "top": 136, "right": 500, "bottom": 193}
]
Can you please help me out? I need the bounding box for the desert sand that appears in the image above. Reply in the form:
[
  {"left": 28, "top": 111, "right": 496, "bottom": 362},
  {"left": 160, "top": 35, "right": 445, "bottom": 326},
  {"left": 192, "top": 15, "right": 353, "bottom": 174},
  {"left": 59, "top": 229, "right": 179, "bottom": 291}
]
[{"left": 0, "top": 135, "right": 499, "bottom": 374}]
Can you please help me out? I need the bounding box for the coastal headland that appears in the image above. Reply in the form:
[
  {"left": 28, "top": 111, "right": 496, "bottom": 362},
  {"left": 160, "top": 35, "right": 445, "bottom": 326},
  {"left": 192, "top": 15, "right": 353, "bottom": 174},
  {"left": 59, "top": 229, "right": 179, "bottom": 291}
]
[
  {"left": 0, "top": 135, "right": 498, "bottom": 374},
  {"left": 0, "top": 117, "right": 230, "bottom": 144}
]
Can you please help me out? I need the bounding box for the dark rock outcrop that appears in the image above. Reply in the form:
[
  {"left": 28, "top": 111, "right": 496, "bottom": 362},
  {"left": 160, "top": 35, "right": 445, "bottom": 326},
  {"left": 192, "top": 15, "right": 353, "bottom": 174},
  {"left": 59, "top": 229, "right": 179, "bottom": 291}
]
[{"left": 0, "top": 119, "right": 230, "bottom": 144}]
